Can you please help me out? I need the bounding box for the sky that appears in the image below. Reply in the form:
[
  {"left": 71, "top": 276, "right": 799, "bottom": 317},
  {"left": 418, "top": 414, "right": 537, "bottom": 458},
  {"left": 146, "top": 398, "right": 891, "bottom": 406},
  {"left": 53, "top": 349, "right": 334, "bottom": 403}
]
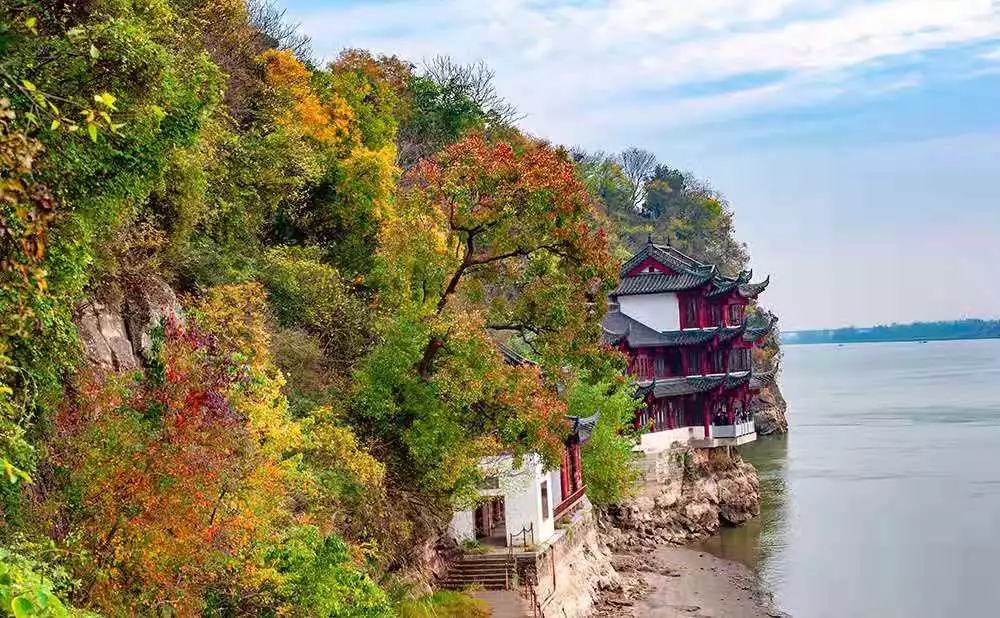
[{"left": 278, "top": 0, "right": 1000, "bottom": 330}]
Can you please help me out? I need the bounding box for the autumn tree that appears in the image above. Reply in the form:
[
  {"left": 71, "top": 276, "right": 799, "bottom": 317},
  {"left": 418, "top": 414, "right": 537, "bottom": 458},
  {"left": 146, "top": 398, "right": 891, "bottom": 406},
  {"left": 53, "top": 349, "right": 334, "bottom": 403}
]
[{"left": 354, "top": 135, "right": 620, "bottom": 503}]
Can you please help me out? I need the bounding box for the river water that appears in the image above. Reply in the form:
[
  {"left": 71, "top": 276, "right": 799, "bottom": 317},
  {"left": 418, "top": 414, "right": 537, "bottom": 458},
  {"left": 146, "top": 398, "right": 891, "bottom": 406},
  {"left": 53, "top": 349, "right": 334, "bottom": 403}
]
[{"left": 697, "top": 339, "right": 1000, "bottom": 618}]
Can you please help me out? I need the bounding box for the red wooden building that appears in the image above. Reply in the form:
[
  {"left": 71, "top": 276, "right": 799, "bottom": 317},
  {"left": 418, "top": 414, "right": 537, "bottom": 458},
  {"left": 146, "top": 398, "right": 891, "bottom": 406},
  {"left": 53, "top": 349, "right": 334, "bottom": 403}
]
[{"left": 602, "top": 237, "right": 773, "bottom": 449}]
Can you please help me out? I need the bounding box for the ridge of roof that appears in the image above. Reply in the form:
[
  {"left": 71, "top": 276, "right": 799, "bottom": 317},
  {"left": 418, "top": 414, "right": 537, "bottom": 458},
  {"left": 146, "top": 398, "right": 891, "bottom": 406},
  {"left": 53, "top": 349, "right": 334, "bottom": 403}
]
[{"left": 613, "top": 271, "right": 714, "bottom": 296}]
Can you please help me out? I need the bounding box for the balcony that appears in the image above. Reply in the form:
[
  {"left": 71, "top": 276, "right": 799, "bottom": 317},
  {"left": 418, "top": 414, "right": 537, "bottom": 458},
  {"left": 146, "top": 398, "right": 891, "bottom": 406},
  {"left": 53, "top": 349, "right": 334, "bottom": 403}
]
[{"left": 711, "top": 421, "right": 755, "bottom": 439}]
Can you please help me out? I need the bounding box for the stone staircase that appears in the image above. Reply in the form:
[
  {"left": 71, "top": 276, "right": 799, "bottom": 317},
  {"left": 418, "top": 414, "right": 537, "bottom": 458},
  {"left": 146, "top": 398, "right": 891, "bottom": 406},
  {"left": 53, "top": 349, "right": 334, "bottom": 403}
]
[
  {"left": 472, "top": 590, "right": 533, "bottom": 618},
  {"left": 440, "top": 553, "right": 514, "bottom": 591}
]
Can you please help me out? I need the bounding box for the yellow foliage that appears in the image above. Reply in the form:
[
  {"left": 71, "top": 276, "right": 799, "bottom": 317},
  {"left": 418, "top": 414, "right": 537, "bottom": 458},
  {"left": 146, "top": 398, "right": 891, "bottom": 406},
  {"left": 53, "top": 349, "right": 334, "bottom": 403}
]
[
  {"left": 260, "top": 49, "right": 356, "bottom": 147},
  {"left": 190, "top": 283, "right": 301, "bottom": 454}
]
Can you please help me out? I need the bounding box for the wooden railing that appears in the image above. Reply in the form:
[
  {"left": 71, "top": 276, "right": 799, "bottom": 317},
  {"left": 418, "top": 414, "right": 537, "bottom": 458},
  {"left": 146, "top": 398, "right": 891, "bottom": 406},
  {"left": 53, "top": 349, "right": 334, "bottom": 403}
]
[{"left": 553, "top": 486, "right": 586, "bottom": 519}]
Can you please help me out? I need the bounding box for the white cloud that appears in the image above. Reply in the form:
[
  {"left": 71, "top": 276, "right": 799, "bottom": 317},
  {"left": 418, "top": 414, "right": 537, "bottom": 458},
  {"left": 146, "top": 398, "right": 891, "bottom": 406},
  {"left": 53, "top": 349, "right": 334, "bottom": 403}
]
[{"left": 289, "top": 0, "right": 1000, "bottom": 143}]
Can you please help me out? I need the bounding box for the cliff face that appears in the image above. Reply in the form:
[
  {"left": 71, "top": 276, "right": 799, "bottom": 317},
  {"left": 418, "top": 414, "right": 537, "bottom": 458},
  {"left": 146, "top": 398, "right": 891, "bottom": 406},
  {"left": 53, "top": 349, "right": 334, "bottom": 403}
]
[
  {"left": 753, "top": 381, "right": 788, "bottom": 436},
  {"left": 74, "top": 276, "right": 184, "bottom": 372},
  {"left": 601, "top": 447, "right": 760, "bottom": 551}
]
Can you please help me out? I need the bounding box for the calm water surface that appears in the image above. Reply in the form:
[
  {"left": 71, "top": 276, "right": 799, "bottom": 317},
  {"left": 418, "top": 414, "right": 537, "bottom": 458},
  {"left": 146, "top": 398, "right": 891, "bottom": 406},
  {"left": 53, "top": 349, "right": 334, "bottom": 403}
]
[{"left": 698, "top": 339, "right": 1000, "bottom": 618}]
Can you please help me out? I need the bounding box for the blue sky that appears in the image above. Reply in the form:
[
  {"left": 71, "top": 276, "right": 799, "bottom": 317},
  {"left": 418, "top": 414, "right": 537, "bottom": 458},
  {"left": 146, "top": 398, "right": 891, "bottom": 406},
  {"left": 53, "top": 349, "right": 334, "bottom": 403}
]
[{"left": 278, "top": 0, "right": 1000, "bottom": 330}]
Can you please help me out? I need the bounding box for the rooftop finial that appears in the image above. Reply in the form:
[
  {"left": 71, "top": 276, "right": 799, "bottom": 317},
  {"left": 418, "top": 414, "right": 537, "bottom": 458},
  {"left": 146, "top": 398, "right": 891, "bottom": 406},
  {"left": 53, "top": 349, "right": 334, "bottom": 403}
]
[
  {"left": 664, "top": 233, "right": 671, "bottom": 247},
  {"left": 646, "top": 233, "right": 653, "bottom": 246}
]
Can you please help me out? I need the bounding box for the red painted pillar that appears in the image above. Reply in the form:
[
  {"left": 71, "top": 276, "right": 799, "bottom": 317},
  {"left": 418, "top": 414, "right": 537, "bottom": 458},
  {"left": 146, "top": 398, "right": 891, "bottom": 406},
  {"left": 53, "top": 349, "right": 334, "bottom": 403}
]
[
  {"left": 667, "top": 400, "right": 675, "bottom": 429},
  {"left": 680, "top": 350, "right": 688, "bottom": 376},
  {"left": 727, "top": 395, "right": 735, "bottom": 425},
  {"left": 560, "top": 447, "right": 570, "bottom": 498},
  {"left": 572, "top": 443, "right": 583, "bottom": 490},
  {"left": 703, "top": 397, "right": 711, "bottom": 438}
]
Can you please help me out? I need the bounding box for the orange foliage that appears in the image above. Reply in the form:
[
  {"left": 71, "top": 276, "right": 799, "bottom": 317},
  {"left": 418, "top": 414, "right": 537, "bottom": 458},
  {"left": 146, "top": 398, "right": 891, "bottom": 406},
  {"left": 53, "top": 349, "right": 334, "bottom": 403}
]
[
  {"left": 261, "top": 48, "right": 356, "bottom": 146},
  {"left": 47, "top": 295, "right": 297, "bottom": 613}
]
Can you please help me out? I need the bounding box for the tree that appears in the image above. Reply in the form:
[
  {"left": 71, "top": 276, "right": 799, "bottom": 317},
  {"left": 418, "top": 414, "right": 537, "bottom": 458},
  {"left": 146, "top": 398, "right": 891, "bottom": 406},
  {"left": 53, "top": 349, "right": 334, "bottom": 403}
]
[
  {"left": 616, "top": 147, "right": 658, "bottom": 212},
  {"left": 396, "top": 74, "right": 486, "bottom": 168},
  {"left": 354, "top": 134, "right": 620, "bottom": 498},
  {"left": 569, "top": 375, "right": 641, "bottom": 505},
  {"left": 422, "top": 56, "right": 522, "bottom": 128}
]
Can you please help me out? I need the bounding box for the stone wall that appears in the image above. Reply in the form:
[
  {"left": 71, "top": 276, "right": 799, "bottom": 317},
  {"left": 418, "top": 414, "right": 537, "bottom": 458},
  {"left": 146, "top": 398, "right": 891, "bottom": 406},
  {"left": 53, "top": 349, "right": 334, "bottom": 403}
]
[
  {"left": 528, "top": 500, "right": 621, "bottom": 618},
  {"left": 601, "top": 446, "right": 760, "bottom": 551}
]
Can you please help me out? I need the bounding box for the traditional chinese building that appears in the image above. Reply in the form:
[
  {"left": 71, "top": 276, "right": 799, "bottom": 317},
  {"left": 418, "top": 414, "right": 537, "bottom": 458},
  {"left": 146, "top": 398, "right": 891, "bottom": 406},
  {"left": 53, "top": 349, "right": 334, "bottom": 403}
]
[
  {"left": 602, "top": 237, "right": 773, "bottom": 450},
  {"left": 447, "top": 344, "right": 597, "bottom": 549}
]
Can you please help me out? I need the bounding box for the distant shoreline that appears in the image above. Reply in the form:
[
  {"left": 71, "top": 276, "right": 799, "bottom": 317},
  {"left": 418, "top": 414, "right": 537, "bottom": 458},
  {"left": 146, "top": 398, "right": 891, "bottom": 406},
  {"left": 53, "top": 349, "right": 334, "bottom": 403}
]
[
  {"left": 784, "top": 335, "right": 1000, "bottom": 345},
  {"left": 782, "top": 319, "right": 1000, "bottom": 345}
]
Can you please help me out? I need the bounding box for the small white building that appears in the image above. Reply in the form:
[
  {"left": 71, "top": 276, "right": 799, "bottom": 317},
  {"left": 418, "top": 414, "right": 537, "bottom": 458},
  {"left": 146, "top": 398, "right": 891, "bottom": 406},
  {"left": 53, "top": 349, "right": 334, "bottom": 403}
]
[{"left": 449, "top": 415, "right": 596, "bottom": 549}]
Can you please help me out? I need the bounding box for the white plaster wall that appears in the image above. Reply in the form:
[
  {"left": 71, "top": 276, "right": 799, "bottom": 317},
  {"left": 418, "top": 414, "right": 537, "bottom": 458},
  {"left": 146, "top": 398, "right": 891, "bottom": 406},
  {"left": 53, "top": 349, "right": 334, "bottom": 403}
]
[
  {"left": 619, "top": 292, "right": 680, "bottom": 331},
  {"left": 638, "top": 426, "right": 699, "bottom": 453},
  {"left": 549, "top": 468, "right": 564, "bottom": 504},
  {"left": 502, "top": 454, "right": 556, "bottom": 547},
  {"left": 448, "top": 510, "right": 476, "bottom": 543}
]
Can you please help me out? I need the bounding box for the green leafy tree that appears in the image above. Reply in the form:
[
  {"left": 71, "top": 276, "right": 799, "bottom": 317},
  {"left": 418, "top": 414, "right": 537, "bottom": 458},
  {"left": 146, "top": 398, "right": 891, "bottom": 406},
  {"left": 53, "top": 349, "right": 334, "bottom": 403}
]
[{"left": 569, "top": 375, "right": 641, "bottom": 505}]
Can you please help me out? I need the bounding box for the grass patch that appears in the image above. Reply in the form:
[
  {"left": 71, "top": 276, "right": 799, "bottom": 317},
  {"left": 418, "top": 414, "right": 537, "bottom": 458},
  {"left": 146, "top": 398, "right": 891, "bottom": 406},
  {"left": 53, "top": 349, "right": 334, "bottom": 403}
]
[{"left": 397, "top": 591, "right": 491, "bottom": 617}]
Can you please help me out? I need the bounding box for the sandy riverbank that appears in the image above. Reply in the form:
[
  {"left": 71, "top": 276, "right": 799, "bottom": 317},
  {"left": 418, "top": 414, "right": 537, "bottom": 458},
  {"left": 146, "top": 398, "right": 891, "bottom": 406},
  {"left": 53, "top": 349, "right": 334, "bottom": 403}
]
[{"left": 595, "top": 545, "right": 786, "bottom": 618}]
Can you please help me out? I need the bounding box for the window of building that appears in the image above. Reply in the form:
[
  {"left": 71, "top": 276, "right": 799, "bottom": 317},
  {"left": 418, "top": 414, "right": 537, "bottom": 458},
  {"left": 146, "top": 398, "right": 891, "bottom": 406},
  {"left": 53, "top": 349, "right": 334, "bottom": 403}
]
[
  {"left": 684, "top": 297, "right": 698, "bottom": 327},
  {"left": 636, "top": 355, "right": 651, "bottom": 379},
  {"left": 540, "top": 481, "right": 550, "bottom": 520},
  {"left": 477, "top": 476, "right": 500, "bottom": 490},
  {"left": 653, "top": 355, "right": 666, "bottom": 378},
  {"left": 729, "top": 303, "right": 744, "bottom": 324},
  {"left": 685, "top": 349, "right": 701, "bottom": 375},
  {"left": 711, "top": 351, "right": 725, "bottom": 374},
  {"left": 728, "top": 348, "right": 751, "bottom": 372},
  {"left": 709, "top": 304, "right": 722, "bottom": 327}
]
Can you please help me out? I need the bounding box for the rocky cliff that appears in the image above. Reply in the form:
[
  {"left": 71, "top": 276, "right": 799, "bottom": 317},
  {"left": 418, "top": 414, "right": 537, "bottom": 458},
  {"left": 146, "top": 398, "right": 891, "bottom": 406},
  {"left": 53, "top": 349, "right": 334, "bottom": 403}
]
[
  {"left": 600, "top": 447, "right": 760, "bottom": 551},
  {"left": 74, "top": 276, "right": 184, "bottom": 372},
  {"left": 753, "top": 380, "right": 788, "bottom": 436}
]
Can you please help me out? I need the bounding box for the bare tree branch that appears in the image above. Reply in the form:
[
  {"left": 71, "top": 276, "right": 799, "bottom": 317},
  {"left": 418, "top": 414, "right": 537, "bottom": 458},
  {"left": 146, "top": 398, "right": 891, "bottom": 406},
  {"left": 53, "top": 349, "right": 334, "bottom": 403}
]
[{"left": 617, "top": 147, "right": 658, "bottom": 212}]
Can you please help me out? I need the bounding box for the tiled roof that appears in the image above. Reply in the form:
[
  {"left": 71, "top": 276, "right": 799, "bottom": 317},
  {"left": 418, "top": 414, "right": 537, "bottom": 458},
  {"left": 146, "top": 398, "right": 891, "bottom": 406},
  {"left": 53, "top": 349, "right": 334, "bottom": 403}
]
[
  {"left": 724, "top": 371, "right": 752, "bottom": 389},
  {"left": 635, "top": 375, "right": 727, "bottom": 398},
  {"left": 706, "top": 280, "right": 739, "bottom": 298},
  {"left": 738, "top": 275, "right": 770, "bottom": 298},
  {"left": 603, "top": 312, "right": 729, "bottom": 348},
  {"left": 497, "top": 342, "right": 535, "bottom": 366},
  {"left": 614, "top": 271, "right": 714, "bottom": 296},
  {"left": 618, "top": 238, "right": 769, "bottom": 302},
  {"left": 750, "top": 368, "right": 776, "bottom": 389},
  {"left": 717, "top": 323, "right": 747, "bottom": 343},
  {"left": 618, "top": 239, "right": 716, "bottom": 279},
  {"left": 743, "top": 313, "right": 776, "bottom": 341},
  {"left": 567, "top": 412, "right": 600, "bottom": 444},
  {"left": 634, "top": 370, "right": 759, "bottom": 399}
]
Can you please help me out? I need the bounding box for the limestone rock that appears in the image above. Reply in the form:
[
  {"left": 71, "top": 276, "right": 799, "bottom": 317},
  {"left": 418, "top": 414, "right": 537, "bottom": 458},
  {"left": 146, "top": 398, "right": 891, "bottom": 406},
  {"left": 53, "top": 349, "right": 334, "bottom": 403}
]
[
  {"left": 124, "top": 276, "right": 183, "bottom": 361},
  {"left": 75, "top": 275, "right": 184, "bottom": 371},
  {"left": 600, "top": 446, "right": 761, "bottom": 549},
  {"left": 76, "top": 299, "right": 138, "bottom": 371},
  {"left": 753, "top": 382, "right": 789, "bottom": 435}
]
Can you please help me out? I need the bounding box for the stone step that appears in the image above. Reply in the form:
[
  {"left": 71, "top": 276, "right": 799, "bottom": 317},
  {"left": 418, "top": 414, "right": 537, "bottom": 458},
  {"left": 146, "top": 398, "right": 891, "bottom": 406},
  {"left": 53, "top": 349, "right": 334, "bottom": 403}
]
[
  {"left": 445, "top": 573, "right": 508, "bottom": 582},
  {"left": 457, "top": 554, "right": 514, "bottom": 563},
  {"left": 440, "top": 578, "right": 509, "bottom": 591},
  {"left": 450, "top": 564, "right": 510, "bottom": 574}
]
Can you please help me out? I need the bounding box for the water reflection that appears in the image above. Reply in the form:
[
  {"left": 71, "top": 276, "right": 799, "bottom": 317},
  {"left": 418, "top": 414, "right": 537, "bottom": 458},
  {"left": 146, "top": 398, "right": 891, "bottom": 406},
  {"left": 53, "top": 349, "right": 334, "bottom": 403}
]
[{"left": 695, "top": 434, "right": 789, "bottom": 592}]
